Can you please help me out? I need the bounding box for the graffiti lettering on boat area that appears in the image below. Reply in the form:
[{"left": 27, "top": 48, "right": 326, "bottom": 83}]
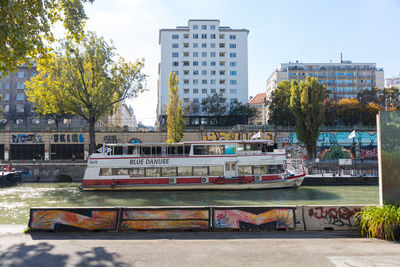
[
  {"left": 202, "top": 131, "right": 275, "bottom": 141},
  {"left": 360, "top": 146, "right": 378, "bottom": 159},
  {"left": 307, "top": 206, "right": 361, "bottom": 227},
  {"left": 130, "top": 158, "right": 169, "bottom": 165},
  {"left": 213, "top": 208, "right": 295, "bottom": 230},
  {"left": 28, "top": 208, "right": 119, "bottom": 231},
  {"left": 52, "top": 134, "right": 84, "bottom": 143},
  {"left": 103, "top": 135, "right": 118, "bottom": 143},
  {"left": 11, "top": 133, "right": 43, "bottom": 143},
  {"left": 120, "top": 208, "right": 210, "bottom": 230},
  {"left": 129, "top": 138, "right": 141, "bottom": 144}
]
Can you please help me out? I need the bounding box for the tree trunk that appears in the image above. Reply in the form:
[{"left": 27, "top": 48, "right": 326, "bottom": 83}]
[{"left": 88, "top": 116, "right": 96, "bottom": 155}]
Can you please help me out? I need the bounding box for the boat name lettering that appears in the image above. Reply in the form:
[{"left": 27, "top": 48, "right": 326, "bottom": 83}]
[{"left": 130, "top": 159, "right": 170, "bottom": 165}]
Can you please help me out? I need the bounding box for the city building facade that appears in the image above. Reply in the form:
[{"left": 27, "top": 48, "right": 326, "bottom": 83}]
[
  {"left": 266, "top": 60, "right": 384, "bottom": 101},
  {"left": 385, "top": 74, "right": 400, "bottom": 88},
  {"left": 157, "top": 19, "right": 249, "bottom": 127},
  {"left": 248, "top": 93, "right": 267, "bottom": 125}
]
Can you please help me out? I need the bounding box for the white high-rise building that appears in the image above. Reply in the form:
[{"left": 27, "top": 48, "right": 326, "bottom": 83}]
[{"left": 157, "top": 19, "right": 249, "bottom": 126}]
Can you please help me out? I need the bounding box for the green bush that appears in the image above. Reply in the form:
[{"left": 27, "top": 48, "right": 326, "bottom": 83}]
[{"left": 356, "top": 205, "right": 400, "bottom": 241}]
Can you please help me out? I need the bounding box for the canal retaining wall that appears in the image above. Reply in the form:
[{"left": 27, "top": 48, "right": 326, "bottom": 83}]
[{"left": 28, "top": 205, "right": 368, "bottom": 232}]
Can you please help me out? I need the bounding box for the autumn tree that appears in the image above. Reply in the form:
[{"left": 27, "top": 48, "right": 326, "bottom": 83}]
[
  {"left": 362, "top": 102, "right": 384, "bottom": 125},
  {"left": 267, "top": 80, "right": 296, "bottom": 126},
  {"left": 336, "top": 98, "right": 361, "bottom": 126},
  {"left": 0, "top": 0, "right": 93, "bottom": 74},
  {"left": 290, "top": 77, "right": 325, "bottom": 158},
  {"left": 166, "top": 72, "right": 185, "bottom": 143},
  {"left": 26, "top": 32, "right": 146, "bottom": 154}
]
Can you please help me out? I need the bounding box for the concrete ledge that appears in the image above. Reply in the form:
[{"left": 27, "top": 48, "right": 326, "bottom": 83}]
[{"left": 27, "top": 205, "right": 373, "bottom": 232}]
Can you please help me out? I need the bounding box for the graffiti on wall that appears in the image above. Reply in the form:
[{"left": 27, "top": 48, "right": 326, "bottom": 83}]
[
  {"left": 11, "top": 134, "right": 43, "bottom": 143},
  {"left": 202, "top": 131, "right": 275, "bottom": 141},
  {"left": 103, "top": 135, "right": 118, "bottom": 143},
  {"left": 307, "top": 206, "right": 361, "bottom": 227},
  {"left": 129, "top": 138, "right": 141, "bottom": 144},
  {"left": 213, "top": 208, "right": 294, "bottom": 230},
  {"left": 52, "top": 134, "right": 84, "bottom": 143},
  {"left": 121, "top": 208, "right": 210, "bottom": 230},
  {"left": 28, "top": 208, "right": 119, "bottom": 231}
]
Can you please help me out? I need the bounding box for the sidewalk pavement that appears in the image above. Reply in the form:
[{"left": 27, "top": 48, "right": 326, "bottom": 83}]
[{"left": 1, "top": 225, "right": 400, "bottom": 267}]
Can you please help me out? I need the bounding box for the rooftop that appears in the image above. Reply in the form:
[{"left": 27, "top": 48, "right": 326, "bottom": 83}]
[{"left": 249, "top": 93, "right": 266, "bottom": 105}]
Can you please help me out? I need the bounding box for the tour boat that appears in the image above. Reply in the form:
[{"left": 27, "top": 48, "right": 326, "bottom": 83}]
[{"left": 81, "top": 140, "right": 305, "bottom": 190}]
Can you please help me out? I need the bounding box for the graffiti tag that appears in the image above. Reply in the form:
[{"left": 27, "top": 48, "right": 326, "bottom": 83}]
[
  {"left": 104, "top": 135, "right": 118, "bottom": 143},
  {"left": 308, "top": 206, "right": 361, "bottom": 227},
  {"left": 52, "top": 134, "right": 84, "bottom": 143},
  {"left": 11, "top": 134, "right": 43, "bottom": 143}
]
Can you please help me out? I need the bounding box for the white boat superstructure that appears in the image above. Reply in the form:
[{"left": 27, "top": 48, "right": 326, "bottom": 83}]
[{"left": 81, "top": 140, "right": 305, "bottom": 190}]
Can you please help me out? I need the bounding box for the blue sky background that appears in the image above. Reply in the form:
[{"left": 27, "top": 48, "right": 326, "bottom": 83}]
[{"left": 82, "top": 0, "right": 400, "bottom": 125}]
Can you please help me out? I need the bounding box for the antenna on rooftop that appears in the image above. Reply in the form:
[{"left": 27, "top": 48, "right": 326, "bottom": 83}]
[{"left": 340, "top": 52, "right": 343, "bottom": 63}]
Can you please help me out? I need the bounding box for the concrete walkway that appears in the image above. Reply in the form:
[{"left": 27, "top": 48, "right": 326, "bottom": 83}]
[{"left": 0, "top": 225, "right": 400, "bottom": 267}]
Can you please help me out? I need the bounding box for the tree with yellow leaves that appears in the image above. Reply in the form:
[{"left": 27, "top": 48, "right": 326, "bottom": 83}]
[{"left": 166, "top": 72, "right": 185, "bottom": 143}]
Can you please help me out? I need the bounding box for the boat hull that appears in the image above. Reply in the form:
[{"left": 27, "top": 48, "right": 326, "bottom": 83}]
[{"left": 81, "top": 175, "right": 305, "bottom": 191}]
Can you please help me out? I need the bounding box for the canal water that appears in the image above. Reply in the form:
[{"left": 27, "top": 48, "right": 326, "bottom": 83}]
[{"left": 0, "top": 183, "right": 379, "bottom": 224}]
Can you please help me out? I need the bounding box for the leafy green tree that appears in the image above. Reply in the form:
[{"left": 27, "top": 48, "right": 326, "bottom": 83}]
[
  {"left": 362, "top": 102, "right": 383, "bottom": 126},
  {"left": 267, "top": 80, "right": 296, "bottom": 126},
  {"left": 0, "top": 0, "right": 93, "bottom": 74},
  {"left": 166, "top": 72, "right": 185, "bottom": 143},
  {"left": 201, "top": 93, "right": 227, "bottom": 116},
  {"left": 336, "top": 98, "right": 361, "bottom": 126},
  {"left": 25, "top": 32, "right": 146, "bottom": 154},
  {"left": 227, "top": 99, "right": 259, "bottom": 126},
  {"left": 290, "top": 77, "right": 325, "bottom": 158}
]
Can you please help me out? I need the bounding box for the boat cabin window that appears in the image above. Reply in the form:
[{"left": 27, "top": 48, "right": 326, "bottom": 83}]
[
  {"left": 145, "top": 168, "right": 161, "bottom": 177},
  {"left": 209, "top": 166, "right": 224, "bottom": 176},
  {"left": 238, "top": 166, "right": 252, "bottom": 175},
  {"left": 193, "top": 145, "right": 228, "bottom": 155},
  {"left": 178, "top": 166, "right": 192, "bottom": 176},
  {"left": 99, "top": 168, "right": 112, "bottom": 176},
  {"left": 253, "top": 165, "right": 267, "bottom": 174},
  {"left": 193, "top": 166, "right": 208, "bottom": 176},
  {"left": 130, "top": 168, "right": 145, "bottom": 177},
  {"left": 162, "top": 167, "right": 177, "bottom": 176},
  {"left": 117, "top": 168, "right": 129, "bottom": 175}
]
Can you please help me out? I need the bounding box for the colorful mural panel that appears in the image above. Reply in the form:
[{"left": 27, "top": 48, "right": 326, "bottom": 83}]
[
  {"left": 213, "top": 207, "right": 295, "bottom": 230},
  {"left": 379, "top": 111, "right": 400, "bottom": 203},
  {"left": 28, "top": 208, "right": 119, "bottom": 231},
  {"left": 121, "top": 208, "right": 210, "bottom": 231},
  {"left": 201, "top": 131, "right": 275, "bottom": 141}
]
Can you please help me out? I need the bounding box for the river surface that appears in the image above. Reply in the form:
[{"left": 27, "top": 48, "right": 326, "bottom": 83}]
[{"left": 0, "top": 183, "right": 379, "bottom": 224}]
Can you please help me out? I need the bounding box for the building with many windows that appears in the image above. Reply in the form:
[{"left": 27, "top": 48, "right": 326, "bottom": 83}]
[
  {"left": 248, "top": 93, "right": 267, "bottom": 125},
  {"left": 157, "top": 19, "right": 249, "bottom": 126},
  {"left": 266, "top": 60, "right": 384, "bottom": 102},
  {"left": 385, "top": 74, "right": 400, "bottom": 88}
]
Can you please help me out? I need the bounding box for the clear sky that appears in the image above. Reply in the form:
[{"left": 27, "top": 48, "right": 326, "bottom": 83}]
[{"left": 82, "top": 0, "right": 400, "bottom": 126}]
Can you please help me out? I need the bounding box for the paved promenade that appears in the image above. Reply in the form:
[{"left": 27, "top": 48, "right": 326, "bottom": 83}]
[{"left": 0, "top": 225, "right": 399, "bottom": 267}]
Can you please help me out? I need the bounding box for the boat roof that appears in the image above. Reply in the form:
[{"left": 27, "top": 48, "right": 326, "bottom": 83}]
[{"left": 104, "top": 140, "right": 274, "bottom": 146}]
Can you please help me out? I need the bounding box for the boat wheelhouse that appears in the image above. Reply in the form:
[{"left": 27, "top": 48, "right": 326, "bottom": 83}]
[{"left": 81, "top": 140, "right": 305, "bottom": 190}]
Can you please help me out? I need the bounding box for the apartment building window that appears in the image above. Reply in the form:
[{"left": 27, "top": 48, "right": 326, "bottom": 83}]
[
  {"left": 183, "top": 52, "right": 189, "bottom": 57},
  {"left": 202, "top": 43, "right": 207, "bottom": 48},
  {"left": 211, "top": 70, "right": 216, "bottom": 75},
  {"left": 202, "top": 25, "right": 207, "bottom": 30},
  {"left": 220, "top": 98, "right": 226, "bottom": 103},
  {"left": 17, "top": 71, "right": 25, "bottom": 78},
  {"left": 211, "top": 79, "right": 216, "bottom": 85},
  {"left": 210, "top": 34, "right": 216, "bottom": 39},
  {"left": 337, "top": 80, "right": 344, "bottom": 85},
  {"left": 211, "top": 89, "right": 216, "bottom": 93},
  {"left": 346, "top": 80, "right": 352, "bottom": 85},
  {"left": 184, "top": 98, "right": 190, "bottom": 103},
  {"left": 211, "top": 61, "right": 216, "bottom": 66},
  {"left": 193, "top": 52, "right": 198, "bottom": 57},
  {"left": 220, "top": 80, "right": 225, "bottom": 84},
  {"left": 230, "top": 98, "right": 237, "bottom": 103},
  {"left": 183, "top": 34, "right": 189, "bottom": 39},
  {"left": 219, "top": 52, "right": 225, "bottom": 57},
  {"left": 193, "top": 79, "right": 198, "bottom": 84},
  {"left": 193, "top": 43, "right": 198, "bottom": 48},
  {"left": 230, "top": 71, "right": 237, "bottom": 76},
  {"left": 193, "top": 25, "right": 198, "bottom": 30},
  {"left": 183, "top": 61, "right": 189, "bottom": 66},
  {"left": 327, "top": 80, "right": 334, "bottom": 85},
  {"left": 193, "top": 34, "right": 198, "bottom": 39},
  {"left": 32, "top": 118, "right": 40, "bottom": 125},
  {"left": 172, "top": 43, "right": 179, "bottom": 48},
  {"left": 16, "top": 93, "right": 25, "bottom": 100},
  {"left": 230, "top": 80, "right": 237, "bottom": 85},
  {"left": 230, "top": 62, "right": 236, "bottom": 67},
  {"left": 229, "top": 44, "right": 236, "bottom": 48},
  {"left": 5, "top": 82, "right": 10, "bottom": 89},
  {"left": 230, "top": 53, "right": 236, "bottom": 58},
  {"left": 202, "top": 52, "right": 207, "bottom": 57},
  {"left": 17, "top": 82, "right": 25, "bottom": 89},
  {"left": 184, "top": 89, "right": 189, "bottom": 94},
  {"left": 193, "top": 61, "right": 198, "bottom": 66},
  {"left": 202, "top": 61, "right": 207, "bottom": 66},
  {"left": 16, "top": 119, "right": 24, "bottom": 125},
  {"left": 172, "top": 62, "right": 179, "bottom": 67},
  {"left": 210, "top": 25, "right": 216, "bottom": 30},
  {"left": 346, "top": 72, "right": 354, "bottom": 78},
  {"left": 219, "top": 43, "right": 225, "bottom": 48},
  {"left": 193, "top": 98, "right": 199, "bottom": 103},
  {"left": 229, "top": 35, "right": 236, "bottom": 40},
  {"left": 172, "top": 34, "right": 179, "bottom": 39},
  {"left": 4, "top": 105, "right": 9, "bottom": 112},
  {"left": 172, "top": 52, "right": 179, "bottom": 58},
  {"left": 193, "top": 88, "right": 198, "bottom": 94},
  {"left": 202, "top": 70, "right": 207, "bottom": 75},
  {"left": 220, "top": 61, "right": 225, "bottom": 66},
  {"left": 201, "top": 34, "right": 207, "bottom": 39},
  {"left": 219, "top": 70, "right": 225, "bottom": 75},
  {"left": 16, "top": 105, "right": 24, "bottom": 113},
  {"left": 337, "top": 72, "right": 344, "bottom": 76},
  {"left": 210, "top": 52, "right": 216, "bottom": 57},
  {"left": 202, "top": 80, "right": 207, "bottom": 85},
  {"left": 230, "top": 89, "right": 237, "bottom": 94},
  {"left": 184, "top": 80, "right": 189, "bottom": 84},
  {"left": 202, "top": 89, "right": 207, "bottom": 94},
  {"left": 193, "top": 70, "right": 198, "bottom": 75},
  {"left": 366, "top": 80, "right": 372, "bottom": 85},
  {"left": 210, "top": 43, "right": 216, "bottom": 48},
  {"left": 4, "top": 93, "right": 10, "bottom": 100},
  {"left": 219, "top": 34, "right": 224, "bottom": 39}
]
